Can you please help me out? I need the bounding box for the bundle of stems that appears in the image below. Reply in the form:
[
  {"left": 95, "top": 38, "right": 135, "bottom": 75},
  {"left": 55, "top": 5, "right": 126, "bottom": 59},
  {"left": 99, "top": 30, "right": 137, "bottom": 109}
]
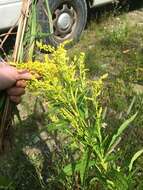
[{"left": 0, "top": 0, "right": 31, "bottom": 153}]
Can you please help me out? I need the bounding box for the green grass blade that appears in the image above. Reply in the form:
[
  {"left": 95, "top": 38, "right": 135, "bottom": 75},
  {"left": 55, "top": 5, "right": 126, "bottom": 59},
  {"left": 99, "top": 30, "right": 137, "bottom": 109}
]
[
  {"left": 44, "top": 0, "right": 53, "bottom": 34},
  {"left": 129, "top": 149, "right": 143, "bottom": 172},
  {"left": 63, "top": 160, "right": 95, "bottom": 176},
  {"left": 108, "top": 113, "right": 137, "bottom": 151},
  {"left": 28, "top": 1, "right": 37, "bottom": 60}
]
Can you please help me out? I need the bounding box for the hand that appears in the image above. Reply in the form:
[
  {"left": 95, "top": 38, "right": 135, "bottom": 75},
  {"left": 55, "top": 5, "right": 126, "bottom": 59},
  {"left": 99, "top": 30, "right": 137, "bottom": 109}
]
[
  {"left": 0, "top": 64, "right": 31, "bottom": 90},
  {"left": 7, "top": 80, "right": 27, "bottom": 104},
  {"left": 0, "top": 64, "right": 31, "bottom": 104}
]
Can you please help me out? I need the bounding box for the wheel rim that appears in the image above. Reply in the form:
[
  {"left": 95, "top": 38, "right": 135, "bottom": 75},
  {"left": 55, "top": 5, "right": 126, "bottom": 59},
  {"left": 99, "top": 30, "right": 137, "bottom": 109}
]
[{"left": 53, "top": 3, "right": 77, "bottom": 41}]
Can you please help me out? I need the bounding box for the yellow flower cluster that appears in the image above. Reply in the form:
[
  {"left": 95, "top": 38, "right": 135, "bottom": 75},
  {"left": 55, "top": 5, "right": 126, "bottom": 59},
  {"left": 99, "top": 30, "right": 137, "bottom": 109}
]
[
  {"left": 16, "top": 43, "right": 88, "bottom": 98},
  {"left": 17, "top": 42, "right": 107, "bottom": 129},
  {"left": 17, "top": 43, "right": 69, "bottom": 96}
]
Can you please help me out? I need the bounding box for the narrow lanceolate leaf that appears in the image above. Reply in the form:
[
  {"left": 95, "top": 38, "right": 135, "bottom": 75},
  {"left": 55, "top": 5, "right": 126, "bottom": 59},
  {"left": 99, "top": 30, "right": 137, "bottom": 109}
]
[
  {"left": 28, "top": 1, "right": 37, "bottom": 61},
  {"left": 79, "top": 148, "right": 91, "bottom": 185},
  {"left": 63, "top": 160, "right": 95, "bottom": 176},
  {"left": 108, "top": 113, "right": 137, "bottom": 151},
  {"left": 129, "top": 149, "right": 143, "bottom": 172},
  {"left": 45, "top": 0, "right": 53, "bottom": 34}
]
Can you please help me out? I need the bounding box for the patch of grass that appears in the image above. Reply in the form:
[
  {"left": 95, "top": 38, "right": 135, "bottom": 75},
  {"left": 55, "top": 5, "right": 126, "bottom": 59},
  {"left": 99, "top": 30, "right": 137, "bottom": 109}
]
[{"left": 70, "top": 11, "right": 143, "bottom": 113}]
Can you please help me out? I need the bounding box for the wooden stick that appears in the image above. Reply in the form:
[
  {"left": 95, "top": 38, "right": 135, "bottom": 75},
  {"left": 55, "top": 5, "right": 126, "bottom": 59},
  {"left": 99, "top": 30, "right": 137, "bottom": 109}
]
[
  {"left": 0, "top": 24, "right": 17, "bottom": 49},
  {"left": 13, "top": 0, "right": 31, "bottom": 62}
]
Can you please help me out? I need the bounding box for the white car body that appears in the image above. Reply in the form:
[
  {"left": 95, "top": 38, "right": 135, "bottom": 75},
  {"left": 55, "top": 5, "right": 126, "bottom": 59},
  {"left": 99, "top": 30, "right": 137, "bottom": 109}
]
[
  {"left": 0, "top": 0, "right": 22, "bottom": 30},
  {"left": 0, "top": 0, "right": 115, "bottom": 30}
]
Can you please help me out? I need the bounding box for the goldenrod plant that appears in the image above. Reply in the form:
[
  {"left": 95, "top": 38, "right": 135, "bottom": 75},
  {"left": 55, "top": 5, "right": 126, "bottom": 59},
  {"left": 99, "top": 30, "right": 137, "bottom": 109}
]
[{"left": 16, "top": 43, "right": 142, "bottom": 190}]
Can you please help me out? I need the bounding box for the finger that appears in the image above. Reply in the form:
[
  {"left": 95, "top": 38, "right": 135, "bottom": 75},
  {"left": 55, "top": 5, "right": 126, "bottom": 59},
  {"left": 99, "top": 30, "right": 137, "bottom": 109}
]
[
  {"left": 17, "top": 70, "right": 32, "bottom": 80},
  {"left": 7, "top": 87, "right": 25, "bottom": 96},
  {"left": 18, "top": 69, "right": 28, "bottom": 73},
  {"left": 16, "top": 80, "right": 27, "bottom": 88},
  {"left": 9, "top": 96, "right": 21, "bottom": 104}
]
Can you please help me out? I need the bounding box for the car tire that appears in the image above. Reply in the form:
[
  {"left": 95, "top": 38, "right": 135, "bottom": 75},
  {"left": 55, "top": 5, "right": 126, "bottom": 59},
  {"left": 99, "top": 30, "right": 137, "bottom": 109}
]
[{"left": 44, "top": 0, "right": 87, "bottom": 47}]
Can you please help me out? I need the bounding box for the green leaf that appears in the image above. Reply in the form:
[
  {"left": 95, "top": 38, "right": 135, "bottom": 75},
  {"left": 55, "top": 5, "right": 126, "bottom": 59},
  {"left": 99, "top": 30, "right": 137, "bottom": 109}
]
[
  {"left": 129, "top": 149, "right": 143, "bottom": 172},
  {"left": 79, "top": 149, "right": 91, "bottom": 185},
  {"left": 108, "top": 113, "right": 137, "bottom": 151},
  {"left": 46, "top": 120, "right": 69, "bottom": 132},
  {"left": 63, "top": 163, "right": 73, "bottom": 176},
  {"left": 63, "top": 159, "right": 95, "bottom": 176}
]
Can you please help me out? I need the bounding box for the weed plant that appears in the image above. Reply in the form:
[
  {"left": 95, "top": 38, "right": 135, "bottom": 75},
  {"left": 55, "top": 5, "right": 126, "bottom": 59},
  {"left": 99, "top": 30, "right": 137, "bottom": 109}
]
[{"left": 15, "top": 43, "right": 143, "bottom": 190}]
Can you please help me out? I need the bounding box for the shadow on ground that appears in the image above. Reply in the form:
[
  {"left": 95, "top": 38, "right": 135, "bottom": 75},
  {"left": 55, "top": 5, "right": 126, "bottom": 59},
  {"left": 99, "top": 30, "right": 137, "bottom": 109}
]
[
  {"left": 0, "top": 98, "right": 64, "bottom": 190},
  {"left": 0, "top": 118, "right": 60, "bottom": 190}
]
